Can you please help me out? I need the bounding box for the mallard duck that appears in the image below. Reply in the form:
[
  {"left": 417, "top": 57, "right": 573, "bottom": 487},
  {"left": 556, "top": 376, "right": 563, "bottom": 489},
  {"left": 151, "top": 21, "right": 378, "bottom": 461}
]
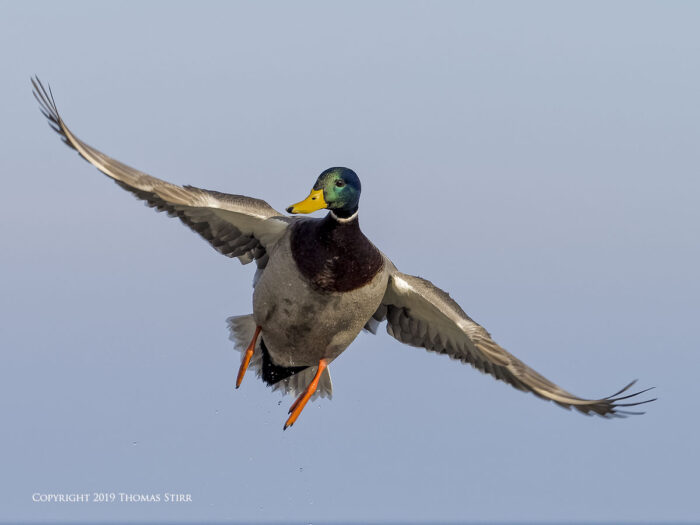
[{"left": 32, "top": 78, "right": 654, "bottom": 429}]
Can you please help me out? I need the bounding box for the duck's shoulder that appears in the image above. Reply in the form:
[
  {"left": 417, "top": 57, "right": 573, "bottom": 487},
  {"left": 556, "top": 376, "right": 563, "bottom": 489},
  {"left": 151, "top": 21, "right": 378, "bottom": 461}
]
[{"left": 289, "top": 215, "right": 385, "bottom": 293}]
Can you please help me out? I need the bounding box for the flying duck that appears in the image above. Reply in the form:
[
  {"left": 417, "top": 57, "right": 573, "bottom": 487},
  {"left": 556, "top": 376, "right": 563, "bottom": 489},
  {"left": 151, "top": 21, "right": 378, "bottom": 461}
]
[{"left": 32, "top": 78, "right": 654, "bottom": 429}]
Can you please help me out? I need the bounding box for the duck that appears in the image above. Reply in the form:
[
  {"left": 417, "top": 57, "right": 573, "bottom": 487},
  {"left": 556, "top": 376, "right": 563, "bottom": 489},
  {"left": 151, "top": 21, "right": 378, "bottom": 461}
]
[{"left": 32, "top": 78, "right": 654, "bottom": 429}]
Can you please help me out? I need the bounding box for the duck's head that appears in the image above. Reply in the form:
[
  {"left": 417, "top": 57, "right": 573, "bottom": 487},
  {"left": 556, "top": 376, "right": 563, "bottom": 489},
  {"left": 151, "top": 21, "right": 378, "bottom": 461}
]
[{"left": 286, "top": 167, "right": 361, "bottom": 219}]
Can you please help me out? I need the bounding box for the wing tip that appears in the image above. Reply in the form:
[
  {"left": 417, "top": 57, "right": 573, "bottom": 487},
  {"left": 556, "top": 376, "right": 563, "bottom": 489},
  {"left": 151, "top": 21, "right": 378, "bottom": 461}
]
[
  {"left": 568, "top": 380, "right": 657, "bottom": 419},
  {"left": 31, "top": 76, "right": 78, "bottom": 152}
]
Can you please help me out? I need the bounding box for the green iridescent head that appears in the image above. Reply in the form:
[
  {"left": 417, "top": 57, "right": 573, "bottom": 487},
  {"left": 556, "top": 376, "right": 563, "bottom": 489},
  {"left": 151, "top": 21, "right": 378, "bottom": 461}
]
[{"left": 287, "top": 167, "right": 362, "bottom": 218}]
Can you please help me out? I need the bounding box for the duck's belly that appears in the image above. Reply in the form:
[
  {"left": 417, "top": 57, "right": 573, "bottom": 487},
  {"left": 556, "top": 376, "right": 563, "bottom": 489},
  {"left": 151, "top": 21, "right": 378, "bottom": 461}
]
[{"left": 253, "top": 235, "right": 388, "bottom": 367}]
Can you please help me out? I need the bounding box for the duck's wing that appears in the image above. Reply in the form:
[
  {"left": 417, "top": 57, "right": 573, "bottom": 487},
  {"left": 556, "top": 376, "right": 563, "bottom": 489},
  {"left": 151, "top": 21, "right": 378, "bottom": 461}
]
[
  {"left": 368, "top": 263, "right": 655, "bottom": 417},
  {"left": 32, "top": 78, "right": 289, "bottom": 269}
]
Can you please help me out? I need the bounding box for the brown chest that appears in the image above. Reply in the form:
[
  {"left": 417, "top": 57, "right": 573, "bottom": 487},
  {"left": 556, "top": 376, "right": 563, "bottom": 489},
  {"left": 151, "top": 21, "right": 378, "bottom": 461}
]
[{"left": 290, "top": 215, "right": 384, "bottom": 293}]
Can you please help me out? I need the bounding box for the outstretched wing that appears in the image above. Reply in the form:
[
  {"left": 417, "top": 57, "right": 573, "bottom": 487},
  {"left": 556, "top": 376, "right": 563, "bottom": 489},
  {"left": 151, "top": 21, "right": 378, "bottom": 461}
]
[
  {"left": 32, "top": 77, "right": 289, "bottom": 269},
  {"left": 369, "top": 264, "right": 655, "bottom": 417}
]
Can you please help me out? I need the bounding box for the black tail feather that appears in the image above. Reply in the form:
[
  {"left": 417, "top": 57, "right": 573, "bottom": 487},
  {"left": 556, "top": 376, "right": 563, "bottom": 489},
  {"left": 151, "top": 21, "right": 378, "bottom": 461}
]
[{"left": 260, "top": 338, "right": 307, "bottom": 385}]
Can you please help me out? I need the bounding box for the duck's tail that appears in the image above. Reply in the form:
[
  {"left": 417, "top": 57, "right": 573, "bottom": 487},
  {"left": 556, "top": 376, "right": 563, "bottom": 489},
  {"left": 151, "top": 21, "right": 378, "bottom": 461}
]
[{"left": 226, "top": 314, "right": 333, "bottom": 400}]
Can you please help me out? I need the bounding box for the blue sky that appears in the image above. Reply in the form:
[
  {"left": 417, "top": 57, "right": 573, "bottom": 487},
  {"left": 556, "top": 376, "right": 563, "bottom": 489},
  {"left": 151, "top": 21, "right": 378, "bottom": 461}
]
[{"left": 1, "top": 1, "right": 699, "bottom": 523}]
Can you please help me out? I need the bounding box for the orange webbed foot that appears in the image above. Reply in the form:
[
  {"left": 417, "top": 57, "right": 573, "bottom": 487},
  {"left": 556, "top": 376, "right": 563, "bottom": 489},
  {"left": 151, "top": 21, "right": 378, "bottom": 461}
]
[
  {"left": 284, "top": 359, "right": 328, "bottom": 430},
  {"left": 236, "top": 325, "right": 261, "bottom": 389}
]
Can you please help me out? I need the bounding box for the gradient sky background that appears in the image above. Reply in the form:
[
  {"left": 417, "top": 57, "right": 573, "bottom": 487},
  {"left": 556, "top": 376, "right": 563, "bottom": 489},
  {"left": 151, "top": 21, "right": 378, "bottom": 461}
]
[{"left": 1, "top": 1, "right": 699, "bottom": 523}]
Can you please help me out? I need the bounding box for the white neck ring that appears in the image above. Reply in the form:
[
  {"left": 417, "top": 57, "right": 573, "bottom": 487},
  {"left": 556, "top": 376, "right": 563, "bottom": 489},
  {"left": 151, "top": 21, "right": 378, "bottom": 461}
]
[{"left": 330, "top": 210, "right": 359, "bottom": 223}]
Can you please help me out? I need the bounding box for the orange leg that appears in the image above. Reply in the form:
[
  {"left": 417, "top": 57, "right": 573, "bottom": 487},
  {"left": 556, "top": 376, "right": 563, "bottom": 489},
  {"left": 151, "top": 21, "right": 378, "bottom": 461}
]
[
  {"left": 236, "top": 325, "right": 261, "bottom": 389},
  {"left": 284, "top": 359, "right": 328, "bottom": 430},
  {"left": 287, "top": 392, "right": 302, "bottom": 415}
]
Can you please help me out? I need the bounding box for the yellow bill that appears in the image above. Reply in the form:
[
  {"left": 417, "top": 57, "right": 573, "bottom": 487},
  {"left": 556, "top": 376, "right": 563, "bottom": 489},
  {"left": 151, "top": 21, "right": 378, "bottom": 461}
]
[{"left": 286, "top": 189, "right": 327, "bottom": 214}]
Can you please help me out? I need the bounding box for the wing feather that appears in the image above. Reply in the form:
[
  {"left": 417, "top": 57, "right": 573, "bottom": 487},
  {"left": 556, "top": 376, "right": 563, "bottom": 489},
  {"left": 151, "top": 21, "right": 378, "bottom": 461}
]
[
  {"left": 32, "top": 77, "right": 289, "bottom": 268},
  {"left": 375, "top": 266, "right": 655, "bottom": 417}
]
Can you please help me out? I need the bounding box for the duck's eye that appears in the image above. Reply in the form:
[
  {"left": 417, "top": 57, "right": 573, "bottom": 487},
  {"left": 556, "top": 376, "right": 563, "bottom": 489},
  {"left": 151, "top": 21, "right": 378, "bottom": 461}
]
[{"left": 335, "top": 180, "right": 345, "bottom": 188}]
